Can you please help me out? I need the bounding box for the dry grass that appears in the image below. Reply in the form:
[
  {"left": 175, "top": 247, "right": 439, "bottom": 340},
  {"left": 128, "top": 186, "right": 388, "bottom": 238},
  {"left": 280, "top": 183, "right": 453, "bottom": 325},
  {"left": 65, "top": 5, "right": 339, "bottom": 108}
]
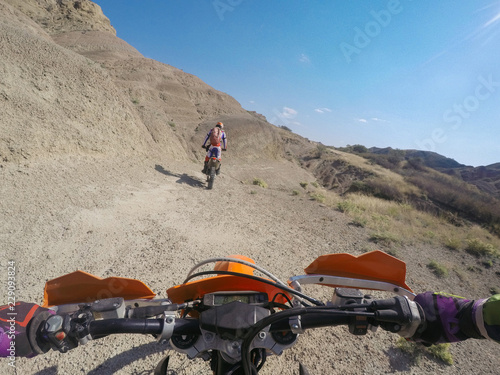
[
  {"left": 335, "top": 193, "right": 500, "bottom": 252},
  {"left": 427, "top": 260, "right": 449, "bottom": 278},
  {"left": 395, "top": 337, "right": 453, "bottom": 365},
  {"left": 252, "top": 178, "right": 268, "bottom": 188}
]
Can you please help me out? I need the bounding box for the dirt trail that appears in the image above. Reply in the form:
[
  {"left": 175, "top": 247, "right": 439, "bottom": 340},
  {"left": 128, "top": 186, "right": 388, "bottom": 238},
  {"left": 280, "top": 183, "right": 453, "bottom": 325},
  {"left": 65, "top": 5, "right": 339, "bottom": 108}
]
[{"left": 1, "top": 156, "right": 498, "bottom": 374}]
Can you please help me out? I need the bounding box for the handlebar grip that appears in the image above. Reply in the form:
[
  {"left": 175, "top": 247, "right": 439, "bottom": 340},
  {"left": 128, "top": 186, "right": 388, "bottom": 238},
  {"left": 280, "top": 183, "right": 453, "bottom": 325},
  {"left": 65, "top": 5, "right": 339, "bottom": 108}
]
[
  {"left": 89, "top": 319, "right": 163, "bottom": 337},
  {"left": 88, "top": 318, "right": 200, "bottom": 338},
  {"left": 270, "top": 312, "right": 352, "bottom": 332},
  {"left": 173, "top": 318, "right": 200, "bottom": 335}
]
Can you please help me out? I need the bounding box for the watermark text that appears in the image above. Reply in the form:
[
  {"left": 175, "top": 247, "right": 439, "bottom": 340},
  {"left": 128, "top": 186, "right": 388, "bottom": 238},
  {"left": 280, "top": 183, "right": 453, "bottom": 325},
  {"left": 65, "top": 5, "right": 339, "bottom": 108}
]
[
  {"left": 5, "top": 260, "right": 17, "bottom": 367},
  {"left": 416, "top": 74, "right": 499, "bottom": 152}
]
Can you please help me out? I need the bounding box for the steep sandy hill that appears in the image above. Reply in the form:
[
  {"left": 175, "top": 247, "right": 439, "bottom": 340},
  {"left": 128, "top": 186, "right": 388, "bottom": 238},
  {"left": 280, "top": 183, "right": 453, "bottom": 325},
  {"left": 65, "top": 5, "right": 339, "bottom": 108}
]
[{"left": 0, "top": 0, "right": 155, "bottom": 163}]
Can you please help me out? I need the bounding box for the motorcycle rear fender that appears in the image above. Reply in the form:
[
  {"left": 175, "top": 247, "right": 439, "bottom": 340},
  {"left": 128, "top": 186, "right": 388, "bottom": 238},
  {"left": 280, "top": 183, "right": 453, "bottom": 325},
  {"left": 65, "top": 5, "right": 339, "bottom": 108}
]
[
  {"left": 42, "top": 270, "right": 156, "bottom": 307},
  {"left": 208, "top": 158, "right": 220, "bottom": 167}
]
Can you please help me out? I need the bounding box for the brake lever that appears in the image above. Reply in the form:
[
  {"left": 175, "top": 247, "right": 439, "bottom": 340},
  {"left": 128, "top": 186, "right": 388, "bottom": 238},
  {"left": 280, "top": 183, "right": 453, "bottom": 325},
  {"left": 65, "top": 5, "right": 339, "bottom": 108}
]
[{"left": 369, "top": 296, "right": 422, "bottom": 337}]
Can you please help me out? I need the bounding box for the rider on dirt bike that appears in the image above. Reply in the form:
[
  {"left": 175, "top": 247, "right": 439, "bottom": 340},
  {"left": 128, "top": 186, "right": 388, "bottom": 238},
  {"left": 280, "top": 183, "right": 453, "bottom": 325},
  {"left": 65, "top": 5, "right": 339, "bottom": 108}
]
[
  {"left": 2, "top": 292, "right": 499, "bottom": 358},
  {"left": 202, "top": 122, "right": 227, "bottom": 175}
]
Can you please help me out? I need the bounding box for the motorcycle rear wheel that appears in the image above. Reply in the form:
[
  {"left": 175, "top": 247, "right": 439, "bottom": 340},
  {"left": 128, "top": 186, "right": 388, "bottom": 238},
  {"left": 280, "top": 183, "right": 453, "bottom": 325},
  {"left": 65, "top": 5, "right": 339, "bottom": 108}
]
[{"left": 208, "top": 167, "right": 216, "bottom": 189}]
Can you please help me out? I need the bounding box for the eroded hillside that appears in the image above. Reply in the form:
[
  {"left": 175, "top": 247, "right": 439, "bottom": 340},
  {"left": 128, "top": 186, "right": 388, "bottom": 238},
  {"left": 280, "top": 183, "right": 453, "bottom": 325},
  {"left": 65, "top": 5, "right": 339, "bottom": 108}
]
[{"left": 2, "top": 0, "right": 301, "bottom": 166}]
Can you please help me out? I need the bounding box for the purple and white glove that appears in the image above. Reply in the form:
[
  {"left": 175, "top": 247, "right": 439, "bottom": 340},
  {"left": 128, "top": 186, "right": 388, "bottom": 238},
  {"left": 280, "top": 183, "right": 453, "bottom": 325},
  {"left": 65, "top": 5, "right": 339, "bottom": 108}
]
[
  {"left": 1, "top": 302, "right": 53, "bottom": 358},
  {"left": 412, "top": 292, "right": 484, "bottom": 344}
]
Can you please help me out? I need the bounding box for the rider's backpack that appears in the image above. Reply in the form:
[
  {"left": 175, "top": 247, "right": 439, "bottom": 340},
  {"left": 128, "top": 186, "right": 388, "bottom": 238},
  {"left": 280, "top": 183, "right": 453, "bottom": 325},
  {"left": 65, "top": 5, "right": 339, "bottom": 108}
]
[{"left": 209, "top": 127, "right": 222, "bottom": 146}]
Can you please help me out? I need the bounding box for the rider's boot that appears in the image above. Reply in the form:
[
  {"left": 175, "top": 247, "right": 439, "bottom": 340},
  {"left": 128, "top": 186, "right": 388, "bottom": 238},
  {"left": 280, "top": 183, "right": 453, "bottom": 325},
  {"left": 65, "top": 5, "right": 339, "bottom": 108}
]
[
  {"left": 202, "top": 161, "right": 208, "bottom": 174},
  {"left": 216, "top": 163, "right": 221, "bottom": 175}
]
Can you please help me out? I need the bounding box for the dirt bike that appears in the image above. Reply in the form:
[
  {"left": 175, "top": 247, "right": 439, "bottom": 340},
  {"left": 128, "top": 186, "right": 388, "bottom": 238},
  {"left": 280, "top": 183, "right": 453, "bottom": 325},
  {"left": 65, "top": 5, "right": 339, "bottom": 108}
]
[
  {"left": 202, "top": 145, "right": 226, "bottom": 189},
  {"left": 30, "top": 250, "right": 422, "bottom": 374}
]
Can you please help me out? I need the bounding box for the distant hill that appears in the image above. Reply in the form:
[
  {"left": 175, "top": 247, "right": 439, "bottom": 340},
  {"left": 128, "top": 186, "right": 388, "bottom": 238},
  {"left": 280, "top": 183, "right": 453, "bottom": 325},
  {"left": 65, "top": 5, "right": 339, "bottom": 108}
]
[
  {"left": 365, "top": 147, "right": 500, "bottom": 199},
  {"left": 368, "top": 147, "right": 466, "bottom": 169}
]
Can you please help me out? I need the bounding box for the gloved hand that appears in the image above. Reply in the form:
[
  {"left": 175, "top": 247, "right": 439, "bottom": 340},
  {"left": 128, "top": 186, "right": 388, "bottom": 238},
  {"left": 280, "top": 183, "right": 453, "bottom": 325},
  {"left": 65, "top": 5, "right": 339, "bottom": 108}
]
[
  {"left": 412, "top": 292, "right": 484, "bottom": 345},
  {"left": 1, "top": 302, "right": 53, "bottom": 357}
]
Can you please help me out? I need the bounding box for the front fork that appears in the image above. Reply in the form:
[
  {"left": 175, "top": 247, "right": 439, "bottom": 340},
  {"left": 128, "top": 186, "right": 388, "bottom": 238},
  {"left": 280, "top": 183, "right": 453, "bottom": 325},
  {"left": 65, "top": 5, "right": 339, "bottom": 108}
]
[{"left": 210, "top": 349, "right": 264, "bottom": 375}]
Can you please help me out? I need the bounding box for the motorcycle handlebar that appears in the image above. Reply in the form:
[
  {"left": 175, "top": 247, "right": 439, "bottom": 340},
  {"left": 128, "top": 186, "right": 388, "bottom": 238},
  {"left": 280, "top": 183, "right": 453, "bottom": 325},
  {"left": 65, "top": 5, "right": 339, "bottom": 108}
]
[
  {"left": 87, "top": 312, "right": 356, "bottom": 338},
  {"left": 269, "top": 311, "right": 358, "bottom": 332},
  {"left": 85, "top": 298, "right": 421, "bottom": 339},
  {"left": 36, "top": 295, "right": 421, "bottom": 358},
  {"left": 89, "top": 317, "right": 201, "bottom": 338}
]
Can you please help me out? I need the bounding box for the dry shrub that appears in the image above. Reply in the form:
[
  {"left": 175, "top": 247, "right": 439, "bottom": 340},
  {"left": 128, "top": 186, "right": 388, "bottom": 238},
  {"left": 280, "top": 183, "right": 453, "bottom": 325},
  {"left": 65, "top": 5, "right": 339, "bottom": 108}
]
[
  {"left": 466, "top": 238, "right": 497, "bottom": 258},
  {"left": 406, "top": 170, "right": 500, "bottom": 236},
  {"left": 348, "top": 178, "right": 405, "bottom": 201},
  {"left": 427, "top": 260, "right": 449, "bottom": 277},
  {"left": 253, "top": 178, "right": 268, "bottom": 188}
]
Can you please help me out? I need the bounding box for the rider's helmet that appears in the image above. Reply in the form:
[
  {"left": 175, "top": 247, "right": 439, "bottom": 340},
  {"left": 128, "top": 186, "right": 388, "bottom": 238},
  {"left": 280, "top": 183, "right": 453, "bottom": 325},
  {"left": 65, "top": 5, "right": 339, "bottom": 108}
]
[{"left": 216, "top": 122, "right": 224, "bottom": 129}]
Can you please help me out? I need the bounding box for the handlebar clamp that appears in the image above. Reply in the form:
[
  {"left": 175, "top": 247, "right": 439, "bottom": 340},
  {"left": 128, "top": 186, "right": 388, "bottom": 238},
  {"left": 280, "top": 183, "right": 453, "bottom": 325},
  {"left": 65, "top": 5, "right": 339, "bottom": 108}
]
[
  {"left": 332, "top": 288, "right": 374, "bottom": 335},
  {"left": 289, "top": 315, "right": 304, "bottom": 334},
  {"left": 157, "top": 311, "right": 176, "bottom": 344}
]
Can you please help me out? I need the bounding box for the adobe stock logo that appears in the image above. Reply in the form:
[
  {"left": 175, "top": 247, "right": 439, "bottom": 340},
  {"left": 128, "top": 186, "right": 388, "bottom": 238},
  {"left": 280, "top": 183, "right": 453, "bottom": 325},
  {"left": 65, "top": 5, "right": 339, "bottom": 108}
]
[
  {"left": 340, "top": 0, "right": 412, "bottom": 63},
  {"left": 416, "top": 74, "right": 499, "bottom": 152},
  {"left": 213, "top": 0, "right": 244, "bottom": 21}
]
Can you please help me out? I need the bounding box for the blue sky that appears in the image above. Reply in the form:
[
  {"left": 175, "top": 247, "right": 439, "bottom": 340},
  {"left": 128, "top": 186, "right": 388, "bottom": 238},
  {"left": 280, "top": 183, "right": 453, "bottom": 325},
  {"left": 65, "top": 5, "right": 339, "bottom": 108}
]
[{"left": 93, "top": 1, "right": 500, "bottom": 167}]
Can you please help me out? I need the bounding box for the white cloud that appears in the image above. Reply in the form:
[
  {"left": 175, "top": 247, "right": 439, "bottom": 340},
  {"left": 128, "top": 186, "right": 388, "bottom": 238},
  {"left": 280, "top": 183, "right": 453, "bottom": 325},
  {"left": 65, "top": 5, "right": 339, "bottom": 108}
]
[
  {"left": 299, "top": 53, "right": 311, "bottom": 63},
  {"left": 371, "top": 117, "right": 388, "bottom": 122},
  {"left": 269, "top": 107, "right": 302, "bottom": 128},
  {"left": 281, "top": 106, "right": 298, "bottom": 119},
  {"left": 483, "top": 11, "right": 500, "bottom": 29},
  {"left": 315, "top": 107, "right": 332, "bottom": 114},
  {"left": 356, "top": 117, "right": 387, "bottom": 124}
]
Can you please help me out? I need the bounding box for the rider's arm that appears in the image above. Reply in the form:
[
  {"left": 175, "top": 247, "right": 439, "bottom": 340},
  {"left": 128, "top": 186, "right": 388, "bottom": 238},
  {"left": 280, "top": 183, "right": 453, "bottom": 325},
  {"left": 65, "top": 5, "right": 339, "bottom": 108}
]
[
  {"left": 221, "top": 131, "right": 227, "bottom": 149},
  {"left": 202, "top": 130, "right": 211, "bottom": 147},
  {"left": 412, "top": 292, "right": 500, "bottom": 344}
]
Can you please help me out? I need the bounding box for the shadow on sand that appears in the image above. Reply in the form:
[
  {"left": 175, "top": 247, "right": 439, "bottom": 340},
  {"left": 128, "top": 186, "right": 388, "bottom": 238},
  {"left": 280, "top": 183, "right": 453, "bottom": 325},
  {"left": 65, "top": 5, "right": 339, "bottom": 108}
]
[
  {"left": 34, "top": 366, "right": 58, "bottom": 375},
  {"left": 86, "top": 342, "right": 168, "bottom": 375},
  {"left": 384, "top": 346, "right": 413, "bottom": 372},
  {"left": 34, "top": 342, "right": 168, "bottom": 375},
  {"left": 34, "top": 340, "right": 199, "bottom": 375},
  {"left": 155, "top": 164, "right": 205, "bottom": 189}
]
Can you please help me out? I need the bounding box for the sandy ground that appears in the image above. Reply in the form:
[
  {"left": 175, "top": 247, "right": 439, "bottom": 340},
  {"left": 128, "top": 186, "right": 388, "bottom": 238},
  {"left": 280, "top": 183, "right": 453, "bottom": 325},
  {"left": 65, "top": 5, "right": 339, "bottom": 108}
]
[{"left": 2, "top": 155, "right": 500, "bottom": 375}]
